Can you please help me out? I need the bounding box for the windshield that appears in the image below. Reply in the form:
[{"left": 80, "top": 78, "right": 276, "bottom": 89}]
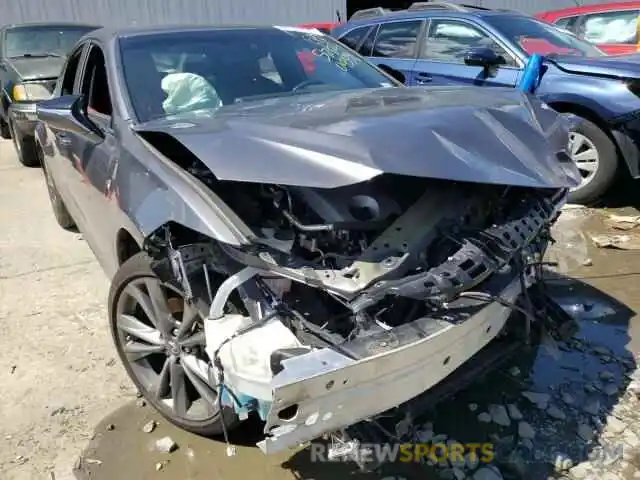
[
  {"left": 486, "top": 15, "right": 605, "bottom": 57},
  {"left": 119, "top": 27, "right": 400, "bottom": 123},
  {"left": 5, "top": 26, "right": 96, "bottom": 58}
]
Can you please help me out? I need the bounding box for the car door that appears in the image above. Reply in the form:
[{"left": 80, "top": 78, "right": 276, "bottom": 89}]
[
  {"left": 413, "top": 18, "right": 521, "bottom": 87},
  {"left": 575, "top": 9, "right": 640, "bottom": 55},
  {"left": 363, "top": 19, "right": 425, "bottom": 86},
  {"left": 44, "top": 43, "right": 88, "bottom": 218},
  {"left": 64, "top": 42, "right": 120, "bottom": 267}
]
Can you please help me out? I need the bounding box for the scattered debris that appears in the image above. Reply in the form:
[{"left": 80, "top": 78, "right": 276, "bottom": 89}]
[
  {"left": 473, "top": 465, "right": 504, "bottom": 480},
  {"left": 603, "top": 383, "right": 619, "bottom": 396},
  {"left": 605, "top": 415, "right": 627, "bottom": 435},
  {"left": 599, "top": 371, "right": 615, "bottom": 382},
  {"left": 155, "top": 436, "right": 178, "bottom": 454},
  {"left": 106, "top": 424, "right": 115, "bottom": 431},
  {"left": 569, "top": 461, "right": 593, "bottom": 479},
  {"left": 581, "top": 258, "right": 593, "bottom": 267},
  {"left": 521, "top": 391, "right": 550, "bottom": 410},
  {"left": 142, "top": 420, "right": 157, "bottom": 434},
  {"left": 85, "top": 458, "right": 102, "bottom": 466},
  {"left": 468, "top": 403, "right": 478, "bottom": 412},
  {"left": 14, "top": 455, "right": 27, "bottom": 464},
  {"left": 546, "top": 404, "right": 567, "bottom": 420},
  {"left": 477, "top": 412, "right": 492, "bottom": 423},
  {"left": 591, "top": 233, "right": 640, "bottom": 250},
  {"left": 518, "top": 421, "right": 536, "bottom": 439},
  {"left": 488, "top": 404, "right": 511, "bottom": 427},
  {"left": 508, "top": 366, "right": 521, "bottom": 377},
  {"left": 577, "top": 423, "right": 595, "bottom": 442},
  {"left": 136, "top": 398, "right": 146, "bottom": 408},
  {"left": 50, "top": 406, "right": 66, "bottom": 417},
  {"left": 507, "top": 404, "right": 523, "bottom": 421},
  {"left": 10, "top": 364, "right": 16, "bottom": 374},
  {"left": 552, "top": 452, "right": 573, "bottom": 472},
  {"left": 593, "top": 346, "right": 610, "bottom": 356},
  {"left": 606, "top": 214, "right": 640, "bottom": 231},
  {"left": 583, "top": 399, "right": 600, "bottom": 416}
]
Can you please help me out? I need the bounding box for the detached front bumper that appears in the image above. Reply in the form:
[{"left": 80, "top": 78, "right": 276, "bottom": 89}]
[
  {"left": 258, "top": 269, "right": 526, "bottom": 454},
  {"left": 8, "top": 102, "right": 38, "bottom": 138}
]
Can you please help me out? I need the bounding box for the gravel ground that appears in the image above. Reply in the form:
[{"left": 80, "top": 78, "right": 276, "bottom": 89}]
[
  {"left": 0, "top": 140, "right": 133, "bottom": 480},
  {"left": 2, "top": 138, "right": 640, "bottom": 480}
]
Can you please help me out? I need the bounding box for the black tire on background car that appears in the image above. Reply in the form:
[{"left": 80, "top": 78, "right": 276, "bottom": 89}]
[
  {"left": 40, "top": 147, "right": 76, "bottom": 230},
  {"left": 9, "top": 119, "right": 39, "bottom": 167},
  {"left": 567, "top": 118, "right": 618, "bottom": 205},
  {"left": 0, "top": 117, "right": 10, "bottom": 139},
  {"left": 108, "top": 252, "right": 239, "bottom": 437}
]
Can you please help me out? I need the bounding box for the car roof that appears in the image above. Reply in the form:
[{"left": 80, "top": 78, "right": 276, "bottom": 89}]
[
  {"left": 85, "top": 24, "right": 292, "bottom": 44},
  {"left": 335, "top": 7, "right": 527, "bottom": 33},
  {"left": 3, "top": 22, "right": 101, "bottom": 30},
  {"left": 536, "top": 1, "right": 640, "bottom": 20}
]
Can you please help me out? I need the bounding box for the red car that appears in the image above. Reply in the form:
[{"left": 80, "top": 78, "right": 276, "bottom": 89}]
[
  {"left": 298, "top": 22, "right": 342, "bottom": 34},
  {"left": 296, "top": 23, "right": 344, "bottom": 74},
  {"left": 536, "top": 1, "right": 640, "bottom": 55}
]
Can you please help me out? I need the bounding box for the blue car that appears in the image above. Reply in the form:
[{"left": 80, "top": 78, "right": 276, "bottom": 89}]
[{"left": 332, "top": 2, "right": 640, "bottom": 204}]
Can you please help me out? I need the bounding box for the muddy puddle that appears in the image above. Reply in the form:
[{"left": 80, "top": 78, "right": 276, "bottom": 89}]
[{"left": 75, "top": 207, "right": 640, "bottom": 480}]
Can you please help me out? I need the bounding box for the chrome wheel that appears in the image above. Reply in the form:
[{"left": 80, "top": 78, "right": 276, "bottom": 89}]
[
  {"left": 568, "top": 132, "right": 599, "bottom": 189},
  {"left": 114, "top": 277, "right": 218, "bottom": 422}
]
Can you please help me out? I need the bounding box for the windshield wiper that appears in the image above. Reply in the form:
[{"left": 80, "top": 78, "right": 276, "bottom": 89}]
[{"left": 9, "top": 52, "right": 62, "bottom": 58}]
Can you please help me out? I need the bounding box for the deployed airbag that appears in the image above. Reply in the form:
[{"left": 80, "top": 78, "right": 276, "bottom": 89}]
[{"left": 161, "top": 72, "right": 222, "bottom": 115}]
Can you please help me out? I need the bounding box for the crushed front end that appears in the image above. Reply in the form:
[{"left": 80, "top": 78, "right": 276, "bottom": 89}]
[{"left": 157, "top": 175, "right": 573, "bottom": 457}]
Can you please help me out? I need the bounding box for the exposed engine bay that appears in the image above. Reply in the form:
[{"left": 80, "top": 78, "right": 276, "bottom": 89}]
[{"left": 145, "top": 167, "right": 573, "bottom": 461}]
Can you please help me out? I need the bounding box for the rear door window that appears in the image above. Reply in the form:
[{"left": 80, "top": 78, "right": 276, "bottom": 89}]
[
  {"left": 370, "top": 20, "right": 423, "bottom": 58},
  {"left": 553, "top": 16, "right": 580, "bottom": 33},
  {"left": 579, "top": 10, "right": 639, "bottom": 44}
]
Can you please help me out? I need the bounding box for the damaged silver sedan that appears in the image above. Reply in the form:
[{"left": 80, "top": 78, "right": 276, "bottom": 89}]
[{"left": 34, "top": 25, "right": 581, "bottom": 464}]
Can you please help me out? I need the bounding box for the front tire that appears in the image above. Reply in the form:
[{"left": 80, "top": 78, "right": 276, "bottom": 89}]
[
  {"left": 10, "top": 119, "right": 39, "bottom": 167},
  {"left": 108, "top": 252, "right": 239, "bottom": 437},
  {"left": 41, "top": 147, "right": 75, "bottom": 230},
  {"left": 567, "top": 118, "right": 618, "bottom": 205},
  {"left": 0, "top": 117, "right": 10, "bottom": 139}
]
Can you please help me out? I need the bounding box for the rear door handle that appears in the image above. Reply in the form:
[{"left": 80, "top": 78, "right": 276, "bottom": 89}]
[
  {"left": 416, "top": 72, "right": 432, "bottom": 85},
  {"left": 56, "top": 132, "right": 72, "bottom": 146}
]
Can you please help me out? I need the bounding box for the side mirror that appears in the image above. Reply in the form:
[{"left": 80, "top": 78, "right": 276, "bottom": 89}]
[
  {"left": 36, "top": 94, "right": 103, "bottom": 141},
  {"left": 377, "top": 64, "right": 406, "bottom": 84},
  {"left": 464, "top": 47, "right": 505, "bottom": 69}
]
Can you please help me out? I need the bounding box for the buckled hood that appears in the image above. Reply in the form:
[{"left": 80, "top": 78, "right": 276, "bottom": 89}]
[{"left": 135, "top": 86, "right": 578, "bottom": 190}]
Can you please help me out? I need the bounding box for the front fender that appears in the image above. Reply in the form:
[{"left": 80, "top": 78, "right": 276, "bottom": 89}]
[{"left": 119, "top": 132, "right": 257, "bottom": 248}]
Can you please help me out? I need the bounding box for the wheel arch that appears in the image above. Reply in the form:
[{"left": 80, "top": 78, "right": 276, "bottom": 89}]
[
  {"left": 547, "top": 100, "right": 637, "bottom": 177},
  {"left": 116, "top": 228, "right": 142, "bottom": 266}
]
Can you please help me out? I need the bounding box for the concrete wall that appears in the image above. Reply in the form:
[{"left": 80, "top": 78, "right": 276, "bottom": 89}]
[{"left": 2, "top": 0, "right": 346, "bottom": 27}]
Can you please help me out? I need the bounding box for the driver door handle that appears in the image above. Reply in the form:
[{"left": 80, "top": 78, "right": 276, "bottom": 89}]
[
  {"left": 56, "top": 132, "right": 72, "bottom": 146},
  {"left": 416, "top": 72, "right": 432, "bottom": 85}
]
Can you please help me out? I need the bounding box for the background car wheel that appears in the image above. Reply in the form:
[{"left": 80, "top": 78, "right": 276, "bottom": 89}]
[
  {"left": 10, "top": 120, "right": 39, "bottom": 167},
  {"left": 0, "top": 118, "right": 10, "bottom": 139},
  {"left": 41, "top": 149, "right": 76, "bottom": 230},
  {"left": 108, "top": 252, "right": 240, "bottom": 437},
  {"left": 567, "top": 118, "right": 618, "bottom": 205}
]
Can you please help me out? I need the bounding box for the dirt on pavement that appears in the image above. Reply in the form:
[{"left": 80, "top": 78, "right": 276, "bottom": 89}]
[{"left": 2, "top": 138, "right": 640, "bottom": 480}]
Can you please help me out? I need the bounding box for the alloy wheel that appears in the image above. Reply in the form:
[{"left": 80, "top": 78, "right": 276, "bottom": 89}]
[
  {"left": 114, "top": 277, "right": 219, "bottom": 422},
  {"left": 568, "top": 132, "right": 599, "bottom": 189}
]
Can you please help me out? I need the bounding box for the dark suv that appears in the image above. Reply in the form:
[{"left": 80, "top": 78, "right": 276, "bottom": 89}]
[{"left": 0, "top": 23, "right": 100, "bottom": 166}]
